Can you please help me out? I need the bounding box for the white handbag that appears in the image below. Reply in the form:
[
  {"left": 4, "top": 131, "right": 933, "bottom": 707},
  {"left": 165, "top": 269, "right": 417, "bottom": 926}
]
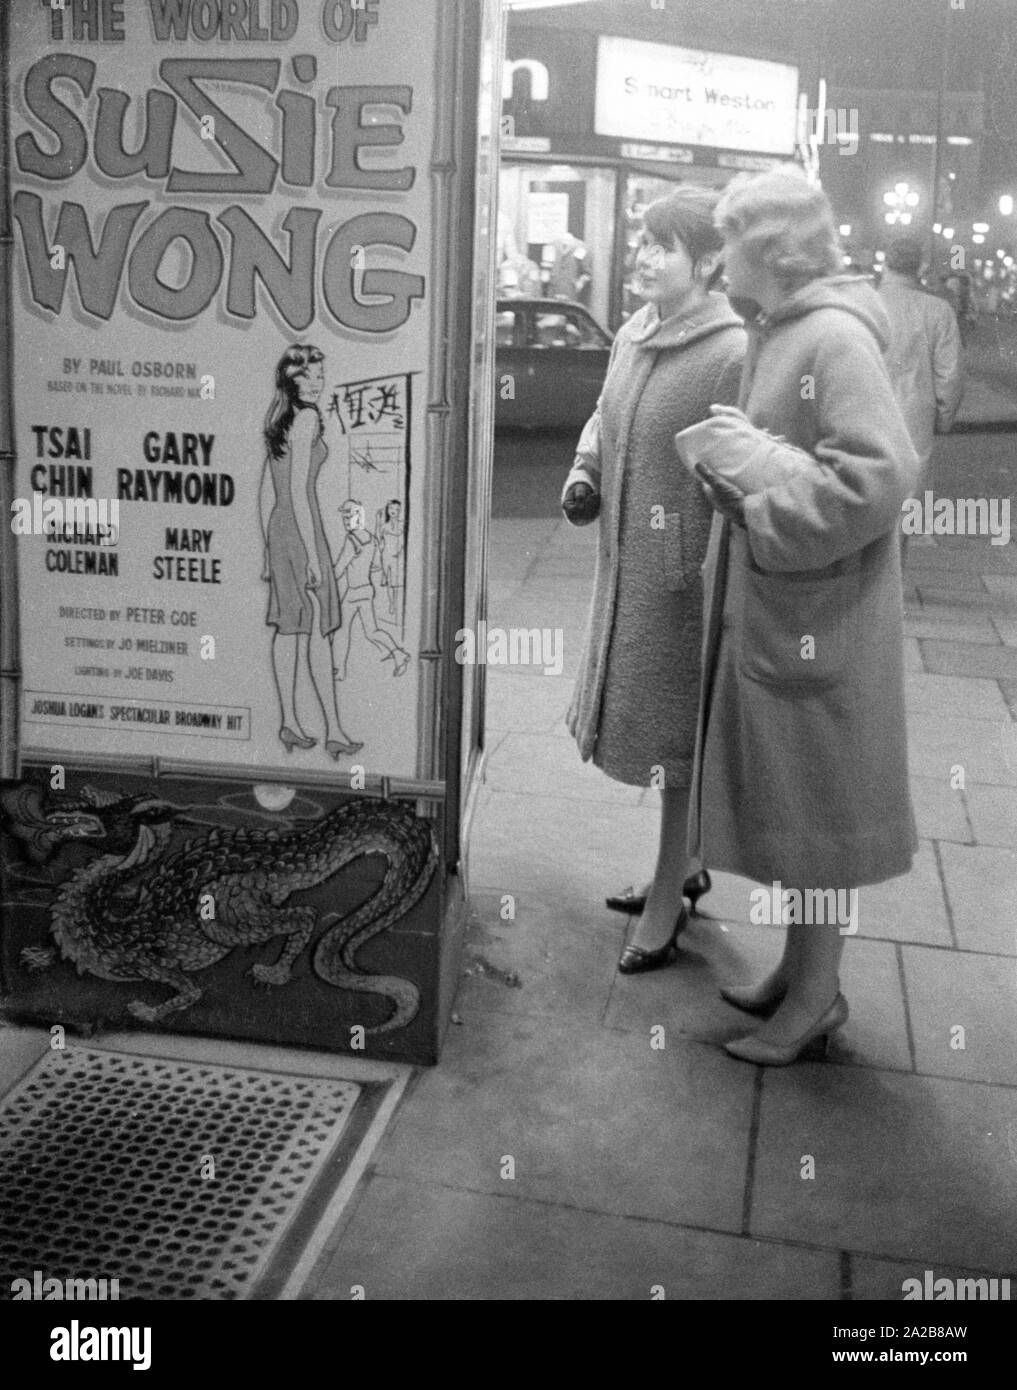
[{"left": 674, "top": 407, "right": 815, "bottom": 496}]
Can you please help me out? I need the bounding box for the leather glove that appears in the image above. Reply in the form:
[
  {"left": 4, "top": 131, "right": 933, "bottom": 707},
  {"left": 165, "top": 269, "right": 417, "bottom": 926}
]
[
  {"left": 562, "top": 481, "right": 601, "bottom": 526},
  {"left": 694, "top": 461, "right": 747, "bottom": 528}
]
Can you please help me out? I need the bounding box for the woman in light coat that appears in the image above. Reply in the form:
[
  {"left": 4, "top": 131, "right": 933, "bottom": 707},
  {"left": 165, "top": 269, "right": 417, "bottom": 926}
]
[
  {"left": 562, "top": 189, "right": 746, "bottom": 972},
  {"left": 689, "top": 169, "right": 922, "bottom": 1064}
]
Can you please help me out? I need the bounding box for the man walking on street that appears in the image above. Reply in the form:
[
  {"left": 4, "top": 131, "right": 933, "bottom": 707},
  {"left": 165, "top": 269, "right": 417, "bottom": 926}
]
[{"left": 879, "top": 236, "right": 964, "bottom": 559}]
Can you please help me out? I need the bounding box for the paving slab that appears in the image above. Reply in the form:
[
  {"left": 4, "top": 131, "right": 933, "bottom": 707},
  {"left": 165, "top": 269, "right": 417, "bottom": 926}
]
[
  {"left": 919, "top": 589, "right": 1015, "bottom": 614},
  {"left": 910, "top": 776, "right": 972, "bottom": 842},
  {"left": 483, "top": 670, "right": 575, "bottom": 735},
  {"left": 903, "top": 545, "right": 1017, "bottom": 573},
  {"left": 850, "top": 1253, "right": 1016, "bottom": 1301},
  {"left": 903, "top": 944, "right": 1017, "bottom": 1086},
  {"left": 373, "top": 1009, "right": 756, "bottom": 1230},
  {"left": 905, "top": 673, "right": 1011, "bottom": 721},
  {"left": 457, "top": 892, "right": 619, "bottom": 1025},
  {"left": 526, "top": 551, "right": 598, "bottom": 578},
  {"left": 467, "top": 788, "right": 659, "bottom": 904},
  {"left": 311, "top": 1174, "right": 842, "bottom": 1300},
  {"left": 963, "top": 783, "right": 1017, "bottom": 848},
  {"left": 0, "top": 1024, "right": 51, "bottom": 1091},
  {"left": 937, "top": 841, "right": 1017, "bottom": 957},
  {"left": 853, "top": 841, "right": 952, "bottom": 947},
  {"left": 904, "top": 615, "right": 1000, "bottom": 644},
  {"left": 749, "top": 1067, "right": 1017, "bottom": 1269},
  {"left": 489, "top": 517, "right": 561, "bottom": 547},
  {"left": 916, "top": 570, "right": 997, "bottom": 594},
  {"left": 920, "top": 640, "right": 1017, "bottom": 680},
  {"left": 483, "top": 732, "right": 644, "bottom": 804},
  {"left": 907, "top": 712, "right": 1017, "bottom": 786}
]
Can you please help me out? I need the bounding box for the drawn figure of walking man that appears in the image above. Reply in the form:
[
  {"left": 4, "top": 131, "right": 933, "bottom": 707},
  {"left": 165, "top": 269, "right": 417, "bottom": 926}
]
[{"left": 333, "top": 500, "right": 410, "bottom": 679}]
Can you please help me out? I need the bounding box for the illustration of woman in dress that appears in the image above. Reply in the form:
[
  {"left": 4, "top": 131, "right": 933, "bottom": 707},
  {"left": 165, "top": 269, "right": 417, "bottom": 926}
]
[
  {"left": 260, "top": 344, "right": 363, "bottom": 759},
  {"left": 375, "top": 498, "right": 405, "bottom": 621}
]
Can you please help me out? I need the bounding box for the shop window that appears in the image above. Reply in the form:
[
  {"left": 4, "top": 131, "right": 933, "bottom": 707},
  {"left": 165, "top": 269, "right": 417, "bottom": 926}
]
[{"left": 497, "top": 163, "right": 616, "bottom": 329}]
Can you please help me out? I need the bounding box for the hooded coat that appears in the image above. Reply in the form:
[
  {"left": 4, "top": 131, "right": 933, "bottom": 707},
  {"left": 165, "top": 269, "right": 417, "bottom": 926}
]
[
  {"left": 564, "top": 295, "right": 746, "bottom": 786},
  {"left": 689, "top": 276, "right": 922, "bottom": 888}
]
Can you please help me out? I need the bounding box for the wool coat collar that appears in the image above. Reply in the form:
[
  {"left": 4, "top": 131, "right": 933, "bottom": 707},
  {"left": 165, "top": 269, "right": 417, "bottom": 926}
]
[
  {"left": 625, "top": 292, "right": 745, "bottom": 352},
  {"left": 751, "top": 274, "right": 892, "bottom": 350}
]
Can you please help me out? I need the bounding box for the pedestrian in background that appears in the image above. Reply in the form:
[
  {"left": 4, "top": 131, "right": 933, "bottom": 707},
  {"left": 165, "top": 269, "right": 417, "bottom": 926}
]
[
  {"left": 561, "top": 188, "right": 746, "bottom": 973},
  {"left": 880, "top": 236, "right": 964, "bottom": 557},
  {"left": 689, "top": 168, "right": 921, "bottom": 1065}
]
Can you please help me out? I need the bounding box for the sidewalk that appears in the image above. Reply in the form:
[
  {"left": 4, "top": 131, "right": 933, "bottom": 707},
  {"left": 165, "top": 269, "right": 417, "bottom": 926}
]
[
  {"left": 955, "top": 375, "right": 1017, "bottom": 428},
  {"left": 309, "top": 436, "right": 1017, "bottom": 1300}
]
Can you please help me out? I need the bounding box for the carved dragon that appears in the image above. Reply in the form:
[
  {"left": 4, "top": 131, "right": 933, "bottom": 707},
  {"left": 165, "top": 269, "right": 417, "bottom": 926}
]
[{"left": 3, "top": 785, "right": 437, "bottom": 1034}]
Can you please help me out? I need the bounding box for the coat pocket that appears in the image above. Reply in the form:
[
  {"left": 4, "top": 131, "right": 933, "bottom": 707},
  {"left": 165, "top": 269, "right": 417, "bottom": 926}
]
[
  {"left": 660, "top": 511, "right": 686, "bottom": 592},
  {"left": 739, "top": 564, "right": 858, "bottom": 692}
]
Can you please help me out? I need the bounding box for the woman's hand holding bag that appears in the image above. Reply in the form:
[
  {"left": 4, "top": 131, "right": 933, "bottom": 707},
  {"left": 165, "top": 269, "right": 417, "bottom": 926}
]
[
  {"left": 694, "top": 462, "right": 747, "bottom": 527},
  {"left": 675, "top": 403, "right": 815, "bottom": 499}
]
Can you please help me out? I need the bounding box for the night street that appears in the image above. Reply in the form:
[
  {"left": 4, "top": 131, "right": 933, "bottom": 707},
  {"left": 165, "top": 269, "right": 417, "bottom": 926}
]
[{"left": 5, "top": 0, "right": 1017, "bottom": 1336}]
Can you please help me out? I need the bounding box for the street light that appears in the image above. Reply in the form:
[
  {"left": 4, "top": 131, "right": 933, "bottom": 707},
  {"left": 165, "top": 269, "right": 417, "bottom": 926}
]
[
  {"left": 973, "top": 222, "right": 990, "bottom": 234},
  {"left": 1000, "top": 195, "right": 1014, "bottom": 216},
  {"left": 839, "top": 224, "right": 852, "bottom": 237},
  {"left": 884, "top": 183, "right": 919, "bottom": 226},
  {"left": 942, "top": 227, "right": 954, "bottom": 240}
]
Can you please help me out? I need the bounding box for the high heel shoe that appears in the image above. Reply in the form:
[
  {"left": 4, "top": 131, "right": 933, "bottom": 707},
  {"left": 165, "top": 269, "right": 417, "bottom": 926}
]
[
  {"left": 606, "top": 869, "right": 711, "bottom": 916},
  {"left": 325, "top": 739, "right": 364, "bottom": 759},
  {"left": 280, "top": 726, "right": 316, "bottom": 751},
  {"left": 720, "top": 978, "right": 788, "bottom": 1016},
  {"left": 723, "top": 994, "right": 848, "bottom": 1067},
  {"left": 617, "top": 903, "right": 689, "bottom": 975}
]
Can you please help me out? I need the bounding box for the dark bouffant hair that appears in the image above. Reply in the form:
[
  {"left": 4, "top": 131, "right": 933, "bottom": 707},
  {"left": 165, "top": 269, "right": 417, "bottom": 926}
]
[
  {"left": 643, "top": 186, "right": 725, "bottom": 270},
  {"left": 264, "top": 343, "right": 324, "bottom": 461}
]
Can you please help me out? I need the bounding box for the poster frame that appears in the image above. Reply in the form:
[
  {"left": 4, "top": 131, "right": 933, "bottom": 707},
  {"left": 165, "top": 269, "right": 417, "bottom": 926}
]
[{"left": 0, "top": 0, "right": 503, "bottom": 1063}]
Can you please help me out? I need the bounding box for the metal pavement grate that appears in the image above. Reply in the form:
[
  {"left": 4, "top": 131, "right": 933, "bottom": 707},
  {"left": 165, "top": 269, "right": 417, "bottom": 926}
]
[{"left": 0, "top": 1047, "right": 361, "bottom": 1300}]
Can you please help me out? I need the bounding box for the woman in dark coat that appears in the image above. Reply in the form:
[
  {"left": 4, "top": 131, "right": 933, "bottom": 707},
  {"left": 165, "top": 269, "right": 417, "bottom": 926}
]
[
  {"left": 562, "top": 189, "right": 746, "bottom": 972},
  {"left": 689, "top": 169, "right": 921, "bottom": 1064}
]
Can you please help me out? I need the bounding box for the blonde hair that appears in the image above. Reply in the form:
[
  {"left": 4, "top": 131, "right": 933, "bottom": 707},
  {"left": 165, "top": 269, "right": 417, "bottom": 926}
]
[{"left": 715, "top": 168, "right": 842, "bottom": 294}]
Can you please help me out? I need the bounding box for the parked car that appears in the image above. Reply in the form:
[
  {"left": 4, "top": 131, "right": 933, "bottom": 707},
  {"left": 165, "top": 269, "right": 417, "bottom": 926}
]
[{"left": 494, "top": 298, "right": 613, "bottom": 430}]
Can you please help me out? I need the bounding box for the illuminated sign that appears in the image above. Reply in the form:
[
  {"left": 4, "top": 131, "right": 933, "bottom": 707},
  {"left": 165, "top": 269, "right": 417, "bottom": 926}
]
[{"left": 595, "top": 36, "right": 798, "bottom": 156}]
